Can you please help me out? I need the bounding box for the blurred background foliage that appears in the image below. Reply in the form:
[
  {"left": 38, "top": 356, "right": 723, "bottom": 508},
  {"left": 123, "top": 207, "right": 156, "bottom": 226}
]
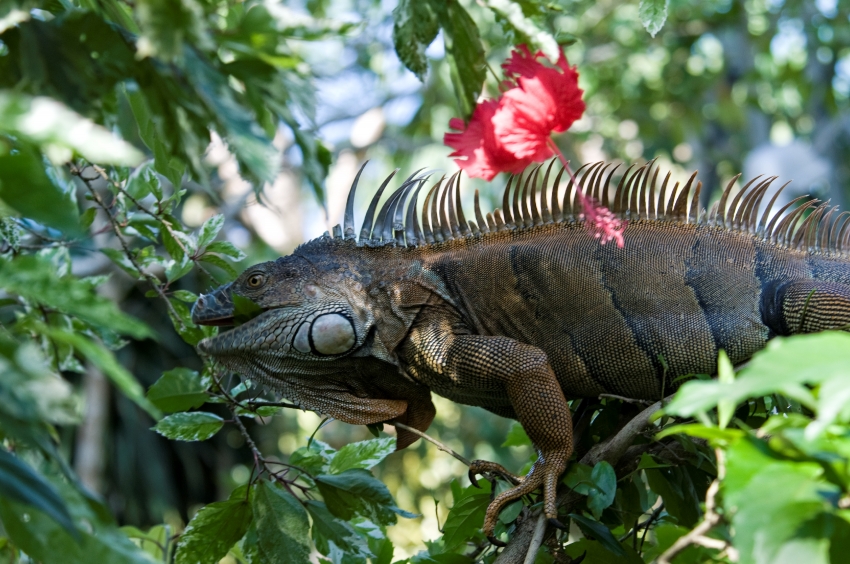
[{"left": 1, "top": 0, "right": 850, "bottom": 562}]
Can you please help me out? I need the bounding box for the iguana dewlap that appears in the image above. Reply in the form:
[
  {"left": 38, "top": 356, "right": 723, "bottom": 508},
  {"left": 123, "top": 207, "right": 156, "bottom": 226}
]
[{"left": 191, "top": 161, "right": 850, "bottom": 542}]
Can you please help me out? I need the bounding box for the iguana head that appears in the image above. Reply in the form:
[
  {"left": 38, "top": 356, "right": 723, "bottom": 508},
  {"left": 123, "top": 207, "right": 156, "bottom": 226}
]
[
  {"left": 191, "top": 240, "right": 436, "bottom": 448},
  {"left": 193, "top": 248, "right": 371, "bottom": 363}
]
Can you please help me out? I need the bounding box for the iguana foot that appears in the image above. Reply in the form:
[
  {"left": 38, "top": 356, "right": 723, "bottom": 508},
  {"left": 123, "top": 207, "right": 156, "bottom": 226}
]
[
  {"left": 481, "top": 453, "right": 568, "bottom": 541},
  {"left": 468, "top": 460, "right": 523, "bottom": 488}
]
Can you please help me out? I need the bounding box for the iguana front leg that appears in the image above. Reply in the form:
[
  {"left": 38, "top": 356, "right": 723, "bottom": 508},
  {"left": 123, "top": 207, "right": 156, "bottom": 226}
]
[{"left": 404, "top": 331, "right": 573, "bottom": 542}]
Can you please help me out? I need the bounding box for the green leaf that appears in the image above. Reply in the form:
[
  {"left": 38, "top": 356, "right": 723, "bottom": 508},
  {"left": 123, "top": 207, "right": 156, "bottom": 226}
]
[
  {"left": 0, "top": 476, "right": 156, "bottom": 564},
  {"left": 638, "top": 0, "right": 669, "bottom": 37},
  {"left": 233, "top": 293, "right": 264, "bottom": 326},
  {"left": 304, "top": 500, "right": 373, "bottom": 560},
  {"left": 569, "top": 513, "right": 628, "bottom": 558},
  {"left": 441, "top": 482, "right": 491, "bottom": 549},
  {"left": 315, "top": 469, "right": 415, "bottom": 526},
  {"left": 482, "top": 0, "right": 560, "bottom": 62},
  {"left": 289, "top": 442, "right": 334, "bottom": 475},
  {"left": 0, "top": 448, "right": 75, "bottom": 536},
  {"left": 716, "top": 349, "right": 735, "bottom": 429},
  {"left": 199, "top": 253, "right": 240, "bottom": 280},
  {"left": 36, "top": 325, "right": 160, "bottom": 419},
  {"left": 146, "top": 368, "right": 208, "bottom": 413},
  {"left": 0, "top": 147, "right": 81, "bottom": 235},
  {"left": 329, "top": 438, "right": 396, "bottom": 474},
  {"left": 392, "top": 0, "right": 439, "bottom": 80},
  {"left": 502, "top": 421, "right": 531, "bottom": 447},
  {"left": 203, "top": 241, "right": 246, "bottom": 261},
  {"left": 197, "top": 214, "right": 225, "bottom": 248},
  {"left": 246, "top": 481, "right": 311, "bottom": 564},
  {"left": 724, "top": 438, "right": 836, "bottom": 564},
  {"left": 175, "top": 488, "right": 252, "bottom": 564},
  {"left": 80, "top": 207, "right": 97, "bottom": 230},
  {"left": 665, "top": 333, "right": 850, "bottom": 418},
  {"left": 153, "top": 411, "right": 224, "bottom": 441},
  {"left": 0, "top": 92, "right": 144, "bottom": 166},
  {"left": 657, "top": 423, "right": 745, "bottom": 444},
  {"left": 0, "top": 255, "right": 153, "bottom": 339},
  {"left": 184, "top": 50, "right": 279, "bottom": 185},
  {"left": 588, "top": 461, "right": 617, "bottom": 519},
  {"left": 135, "top": 0, "right": 212, "bottom": 62},
  {"left": 437, "top": 1, "right": 485, "bottom": 118}
]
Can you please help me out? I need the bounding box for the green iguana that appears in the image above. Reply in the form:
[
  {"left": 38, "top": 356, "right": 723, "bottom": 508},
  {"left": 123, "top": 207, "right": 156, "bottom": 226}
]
[{"left": 191, "top": 160, "right": 850, "bottom": 544}]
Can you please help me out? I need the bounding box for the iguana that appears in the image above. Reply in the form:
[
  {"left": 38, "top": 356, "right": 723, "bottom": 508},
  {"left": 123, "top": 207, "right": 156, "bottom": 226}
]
[{"left": 191, "top": 160, "right": 850, "bottom": 543}]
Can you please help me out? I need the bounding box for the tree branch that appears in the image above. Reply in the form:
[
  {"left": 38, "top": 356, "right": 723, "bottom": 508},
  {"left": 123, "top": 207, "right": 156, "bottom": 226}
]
[
  {"left": 494, "top": 395, "right": 671, "bottom": 564},
  {"left": 390, "top": 422, "right": 471, "bottom": 467}
]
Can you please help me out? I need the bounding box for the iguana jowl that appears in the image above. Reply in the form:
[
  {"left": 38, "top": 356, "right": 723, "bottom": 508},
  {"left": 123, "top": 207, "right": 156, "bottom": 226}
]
[{"left": 191, "top": 160, "right": 850, "bottom": 542}]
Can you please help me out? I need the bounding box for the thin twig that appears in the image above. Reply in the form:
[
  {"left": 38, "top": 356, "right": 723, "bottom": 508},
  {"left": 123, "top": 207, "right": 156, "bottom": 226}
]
[
  {"left": 390, "top": 422, "right": 471, "bottom": 467},
  {"left": 657, "top": 448, "right": 727, "bottom": 564},
  {"left": 73, "top": 165, "right": 186, "bottom": 330},
  {"left": 91, "top": 164, "right": 214, "bottom": 278},
  {"left": 246, "top": 400, "right": 302, "bottom": 410},
  {"left": 523, "top": 513, "right": 547, "bottom": 564},
  {"left": 599, "top": 393, "right": 654, "bottom": 406}
]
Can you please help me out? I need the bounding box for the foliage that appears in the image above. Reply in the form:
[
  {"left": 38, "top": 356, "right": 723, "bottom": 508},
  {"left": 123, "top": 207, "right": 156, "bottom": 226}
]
[{"left": 0, "top": 0, "right": 849, "bottom": 563}]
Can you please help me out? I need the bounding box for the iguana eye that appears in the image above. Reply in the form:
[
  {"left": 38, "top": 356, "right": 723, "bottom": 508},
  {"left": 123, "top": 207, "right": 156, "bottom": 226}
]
[{"left": 246, "top": 273, "right": 265, "bottom": 288}]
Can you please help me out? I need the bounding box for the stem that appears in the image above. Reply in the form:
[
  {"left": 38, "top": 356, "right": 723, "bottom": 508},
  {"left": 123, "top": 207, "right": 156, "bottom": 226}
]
[{"left": 391, "top": 422, "right": 472, "bottom": 467}]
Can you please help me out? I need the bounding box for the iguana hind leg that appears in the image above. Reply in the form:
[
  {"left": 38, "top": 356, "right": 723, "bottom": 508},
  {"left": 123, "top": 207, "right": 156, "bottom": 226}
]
[
  {"left": 763, "top": 280, "right": 850, "bottom": 335},
  {"left": 419, "top": 334, "right": 574, "bottom": 542}
]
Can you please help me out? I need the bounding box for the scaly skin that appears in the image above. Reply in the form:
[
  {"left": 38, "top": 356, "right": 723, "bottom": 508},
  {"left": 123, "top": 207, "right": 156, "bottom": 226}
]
[{"left": 192, "top": 165, "right": 850, "bottom": 543}]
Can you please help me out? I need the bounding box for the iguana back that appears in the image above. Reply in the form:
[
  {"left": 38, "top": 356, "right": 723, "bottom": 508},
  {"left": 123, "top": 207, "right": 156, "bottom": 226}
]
[{"left": 192, "top": 160, "right": 850, "bottom": 543}]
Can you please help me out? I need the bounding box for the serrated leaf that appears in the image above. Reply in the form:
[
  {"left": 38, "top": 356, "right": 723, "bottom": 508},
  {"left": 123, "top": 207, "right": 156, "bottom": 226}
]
[
  {"left": 304, "top": 500, "right": 373, "bottom": 560},
  {"left": 197, "top": 214, "right": 225, "bottom": 249},
  {"left": 569, "top": 513, "right": 628, "bottom": 557},
  {"left": 175, "top": 489, "right": 252, "bottom": 564},
  {"left": 437, "top": 1, "right": 485, "bottom": 118},
  {"left": 80, "top": 207, "right": 97, "bottom": 230},
  {"left": 203, "top": 241, "right": 246, "bottom": 261},
  {"left": 329, "top": 438, "right": 395, "bottom": 474},
  {"left": 166, "top": 256, "right": 194, "bottom": 283},
  {"left": 392, "top": 0, "right": 439, "bottom": 80},
  {"left": 315, "top": 469, "right": 415, "bottom": 526},
  {"left": 639, "top": 0, "right": 669, "bottom": 37},
  {"left": 482, "top": 0, "right": 560, "bottom": 62},
  {"left": 153, "top": 412, "right": 223, "bottom": 441},
  {"left": 147, "top": 368, "right": 207, "bottom": 413},
  {"left": 0, "top": 146, "right": 81, "bottom": 235},
  {"left": 35, "top": 325, "right": 160, "bottom": 419},
  {"left": 441, "top": 482, "right": 491, "bottom": 549},
  {"left": 171, "top": 290, "right": 198, "bottom": 303},
  {"left": 0, "top": 255, "right": 153, "bottom": 339},
  {"left": 588, "top": 461, "right": 617, "bottom": 519},
  {"left": 125, "top": 163, "right": 160, "bottom": 200},
  {"left": 245, "top": 481, "right": 311, "bottom": 564},
  {"left": 199, "top": 253, "right": 239, "bottom": 280},
  {"left": 0, "top": 449, "right": 75, "bottom": 536}
]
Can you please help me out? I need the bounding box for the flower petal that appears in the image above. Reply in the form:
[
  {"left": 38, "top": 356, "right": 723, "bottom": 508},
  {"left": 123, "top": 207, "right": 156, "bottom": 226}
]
[{"left": 444, "top": 100, "right": 531, "bottom": 180}]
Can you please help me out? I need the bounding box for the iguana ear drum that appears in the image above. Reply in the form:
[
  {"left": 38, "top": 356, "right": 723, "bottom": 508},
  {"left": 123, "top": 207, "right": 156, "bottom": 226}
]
[{"left": 294, "top": 313, "right": 356, "bottom": 356}]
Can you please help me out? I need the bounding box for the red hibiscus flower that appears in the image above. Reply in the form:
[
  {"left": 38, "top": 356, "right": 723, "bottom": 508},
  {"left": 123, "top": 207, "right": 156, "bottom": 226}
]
[
  {"left": 493, "top": 45, "right": 585, "bottom": 160},
  {"left": 443, "top": 44, "right": 625, "bottom": 247},
  {"left": 444, "top": 100, "right": 532, "bottom": 181}
]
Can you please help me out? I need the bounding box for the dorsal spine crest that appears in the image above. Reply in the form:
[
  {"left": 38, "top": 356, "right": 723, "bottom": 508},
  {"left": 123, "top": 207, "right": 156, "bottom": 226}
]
[{"left": 322, "top": 160, "right": 847, "bottom": 257}]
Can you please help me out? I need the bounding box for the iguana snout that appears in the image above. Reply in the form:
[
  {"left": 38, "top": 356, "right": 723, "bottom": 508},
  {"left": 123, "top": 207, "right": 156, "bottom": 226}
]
[{"left": 191, "top": 284, "right": 234, "bottom": 326}]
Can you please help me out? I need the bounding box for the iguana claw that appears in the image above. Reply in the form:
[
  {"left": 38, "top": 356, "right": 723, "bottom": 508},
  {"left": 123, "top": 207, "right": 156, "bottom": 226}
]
[
  {"left": 487, "top": 535, "right": 507, "bottom": 547},
  {"left": 548, "top": 517, "right": 567, "bottom": 530},
  {"left": 468, "top": 468, "right": 481, "bottom": 489}
]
